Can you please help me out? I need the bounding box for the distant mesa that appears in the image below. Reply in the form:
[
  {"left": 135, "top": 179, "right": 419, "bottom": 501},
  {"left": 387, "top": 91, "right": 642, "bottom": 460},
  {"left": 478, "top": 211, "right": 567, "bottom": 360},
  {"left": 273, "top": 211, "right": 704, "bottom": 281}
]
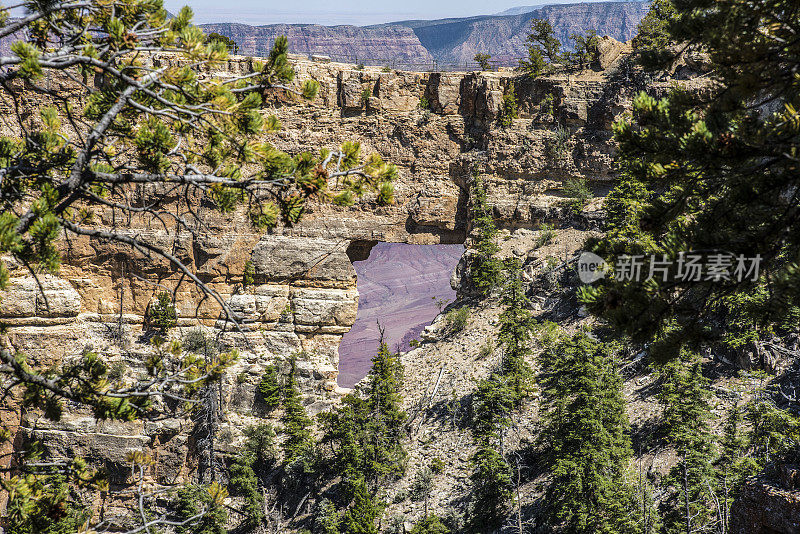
[{"left": 201, "top": 1, "right": 649, "bottom": 69}]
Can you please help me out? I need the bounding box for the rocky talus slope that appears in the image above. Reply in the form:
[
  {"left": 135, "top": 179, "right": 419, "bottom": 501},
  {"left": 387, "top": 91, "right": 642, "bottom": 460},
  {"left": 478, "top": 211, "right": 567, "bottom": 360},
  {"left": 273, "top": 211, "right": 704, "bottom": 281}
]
[{"left": 0, "top": 43, "right": 796, "bottom": 531}]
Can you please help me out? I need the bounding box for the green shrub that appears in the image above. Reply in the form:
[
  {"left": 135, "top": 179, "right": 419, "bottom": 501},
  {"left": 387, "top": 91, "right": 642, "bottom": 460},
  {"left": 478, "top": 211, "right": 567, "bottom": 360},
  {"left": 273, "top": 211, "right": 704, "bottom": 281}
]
[
  {"left": 443, "top": 307, "right": 469, "bottom": 336},
  {"left": 474, "top": 52, "right": 492, "bottom": 71},
  {"left": 498, "top": 83, "right": 518, "bottom": 128},
  {"left": 388, "top": 514, "right": 406, "bottom": 533},
  {"left": 108, "top": 360, "right": 126, "bottom": 382},
  {"left": 419, "top": 96, "right": 430, "bottom": 110},
  {"left": 541, "top": 92, "right": 555, "bottom": 115},
  {"left": 410, "top": 467, "right": 434, "bottom": 502},
  {"left": 547, "top": 124, "right": 571, "bottom": 162},
  {"left": 182, "top": 328, "right": 219, "bottom": 356},
  {"left": 242, "top": 259, "right": 255, "bottom": 288},
  {"left": 361, "top": 87, "right": 371, "bottom": 107},
  {"left": 430, "top": 456, "right": 445, "bottom": 474},
  {"left": 410, "top": 515, "right": 450, "bottom": 534},
  {"left": 534, "top": 222, "right": 556, "bottom": 249},
  {"left": 382, "top": 65, "right": 391, "bottom": 72},
  {"left": 478, "top": 340, "right": 494, "bottom": 360},
  {"left": 257, "top": 364, "right": 282, "bottom": 411},
  {"left": 146, "top": 291, "right": 176, "bottom": 333},
  {"left": 563, "top": 177, "right": 593, "bottom": 211}
]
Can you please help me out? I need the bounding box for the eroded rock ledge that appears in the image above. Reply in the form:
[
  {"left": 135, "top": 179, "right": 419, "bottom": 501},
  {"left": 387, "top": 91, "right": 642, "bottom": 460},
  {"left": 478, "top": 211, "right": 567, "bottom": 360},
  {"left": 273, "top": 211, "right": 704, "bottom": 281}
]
[{"left": 1, "top": 45, "right": 687, "bottom": 483}]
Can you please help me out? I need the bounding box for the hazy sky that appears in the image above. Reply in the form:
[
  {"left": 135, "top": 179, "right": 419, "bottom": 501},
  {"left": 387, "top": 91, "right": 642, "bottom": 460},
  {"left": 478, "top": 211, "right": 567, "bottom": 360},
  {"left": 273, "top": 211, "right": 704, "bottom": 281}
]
[{"left": 164, "top": 0, "right": 611, "bottom": 26}]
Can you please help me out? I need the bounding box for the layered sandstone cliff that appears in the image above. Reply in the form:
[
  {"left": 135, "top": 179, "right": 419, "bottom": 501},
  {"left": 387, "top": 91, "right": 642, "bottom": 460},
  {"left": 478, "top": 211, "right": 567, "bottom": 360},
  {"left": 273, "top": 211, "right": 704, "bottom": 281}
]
[{"left": 0, "top": 45, "right": 684, "bottom": 493}]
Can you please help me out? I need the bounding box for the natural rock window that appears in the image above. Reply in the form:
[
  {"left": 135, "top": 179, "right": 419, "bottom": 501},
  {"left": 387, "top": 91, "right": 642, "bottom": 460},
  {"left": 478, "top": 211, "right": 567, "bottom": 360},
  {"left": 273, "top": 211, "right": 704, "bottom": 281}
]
[{"left": 338, "top": 242, "right": 463, "bottom": 387}]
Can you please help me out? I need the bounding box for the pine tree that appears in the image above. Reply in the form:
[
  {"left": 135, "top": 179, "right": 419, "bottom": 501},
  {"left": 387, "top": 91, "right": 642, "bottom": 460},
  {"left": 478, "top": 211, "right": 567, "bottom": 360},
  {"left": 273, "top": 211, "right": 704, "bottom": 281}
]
[
  {"left": 363, "top": 341, "right": 408, "bottom": 485},
  {"left": 318, "top": 340, "right": 407, "bottom": 517},
  {"left": 281, "top": 358, "right": 315, "bottom": 471},
  {"left": 228, "top": 452, "right": 263, "bottom": 528},
  {"left": 469, "top": 174, "right": 502, "bottom": 296},
  {"left": 227, "top": 424, "right": 275, "bottom": 528},
  {"left": 409, "top": 515, "right": 450, "bottom": 534},
  {"left": 467, "top": 260, "right": 537, "bottom": 530},
  {"left": 566, "top": 30, "right": 599, "bottom": 70},
  {"left": 258, "top": 364, "right": 282, "bottom": 411},
  {"left": 631, "top": 0, "right": 677, "bottom": 68},
  {"left": 656, "top": 353, "right": 716, "bottom": 534},
  {"left": 340, "top": 478, "right": 380, "bottom": 534},
  {"left": 538, "top": 331, "right": 637, "bottom": 533},
  {"left": 714, "top": 405, "right": 751, "bottom": 534},
  {"left": 469, "top": 444, "right": 513, "bottom": 531},
  {"left": 579, "top": 0, "right": 800, "bottom": 359},
  {"left": 474, "top": 53, "right": 492, "bottom": 71},
  {"left": 745, "top": 397, "right": 800, "bottom": 471},
  {"left": 174, "top": 484, "right": 228, "bottom": 534},
  {"left": 498, "top": 259, "right": 535, "bottom": 402},
  {"left": 316, "top": 498, "right": 341, "bottom": 534},
  {"left": 4, "top": 475, "right": 90, "bottom": 534},
  {"left": 519, "top": 18, "right": 561, "bottom": 75}
]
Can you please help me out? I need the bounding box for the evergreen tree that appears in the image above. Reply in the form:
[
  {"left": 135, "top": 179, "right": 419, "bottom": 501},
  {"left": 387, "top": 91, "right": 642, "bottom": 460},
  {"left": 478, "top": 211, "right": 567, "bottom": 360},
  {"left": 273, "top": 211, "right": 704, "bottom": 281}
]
[
  {"left": 656, "top": 354, "right": 716, "bottom": 534},
  {"left": 0, "top": 1, "right": 399, "bottom": 529},
  {"left": 4, "top": 475, "right": 90, "bottom": 534},
  {"left": 320, "top": 394, "right": 369, "bottom": 496},
  {"left": 471, "top": 374, "right": 517, "bottom": 440},
  {"left": 469, "top": 444, "right": 514, "bottom": 531},
  {"left": 316, "top": 498, "right": 341, "bottom": 534},
  {"left": 318, "top": 339, "right": 407, "bottom": 518},
  {"left": 228, "top": 424, "right": 275, "bottom": 528},
  {"left": 228, "top": 452, "right": 263, "bottom": 528},
  {"left": 538, "top": 331, "right": 637, "bottom": 533},
  {"left": 745, "top": 397, "right": 800, "bottom": 471},
  {"left": 364, "top": 341, "right": 408, "bottom": 485},
  {"left": 566, "top": 30, "right": 599, "bottom": 70},
  {"left": 282, "top": 358, "right": 315, "bottom": 471},
  {"left": 580, "top": 0, "right": 800, "bottom": 359},
  {"left": 713, "top": 405, "right": 751, "bottom": 534},
  {"left": 205, "top": 32, "right": 239, "bottom": 54},
  {"left": 474, "top": 53, "right": 492, "bottom": 71},
  {"left": 469, "top": 174, "right": 502, "bottom": 296},
  {"left": 498, "top": 259, "right": 535, "bottom": 402},
  {"left": 467, "top": 260, "right": 537, "bottom": 530},
  {"left": 258, "top": 364, "right": 283, "bottom": 411},
  {"left": 519, "top": 18, "right": 561, "bottom": 75},
  {"left": 258, "top": 365, "right": 283, "bottom": 411},
  {"left": 631, "top": 0, "right": 677, "bottom": 68},
  {"left": 174, "top": 483, "right": 228, "bottom": 534},
  {"left": 409, "top": 515, "right": 450, "bottom": 534},
  {"left": 340, "top": 478, "right": 380, "bottom": 534}
]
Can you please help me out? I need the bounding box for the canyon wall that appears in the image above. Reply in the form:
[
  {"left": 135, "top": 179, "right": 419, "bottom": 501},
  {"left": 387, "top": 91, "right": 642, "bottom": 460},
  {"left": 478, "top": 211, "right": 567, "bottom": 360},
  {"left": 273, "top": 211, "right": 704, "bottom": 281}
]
[
  {"left": 1, "top": 46, "right": 662, "bottom": 486},
  {"left": 201, "top": 1, "right": 649, "bottom": 67}
]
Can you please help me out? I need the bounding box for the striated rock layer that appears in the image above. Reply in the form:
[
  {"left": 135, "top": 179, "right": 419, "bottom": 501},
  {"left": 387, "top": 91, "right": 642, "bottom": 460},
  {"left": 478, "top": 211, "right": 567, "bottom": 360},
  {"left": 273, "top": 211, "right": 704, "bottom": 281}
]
[
  {"left": 201, "top": 1, "right": 649, "bottom": 68},
  {"left": 0, "top": 44, "right": 675, "bottom": 488}
]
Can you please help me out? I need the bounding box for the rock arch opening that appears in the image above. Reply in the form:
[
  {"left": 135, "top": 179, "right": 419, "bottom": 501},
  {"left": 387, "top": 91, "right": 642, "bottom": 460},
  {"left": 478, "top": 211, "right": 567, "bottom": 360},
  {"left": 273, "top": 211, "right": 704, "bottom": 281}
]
[{"left": 338, "top": 241, "right": 464, "bottom": 388}]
